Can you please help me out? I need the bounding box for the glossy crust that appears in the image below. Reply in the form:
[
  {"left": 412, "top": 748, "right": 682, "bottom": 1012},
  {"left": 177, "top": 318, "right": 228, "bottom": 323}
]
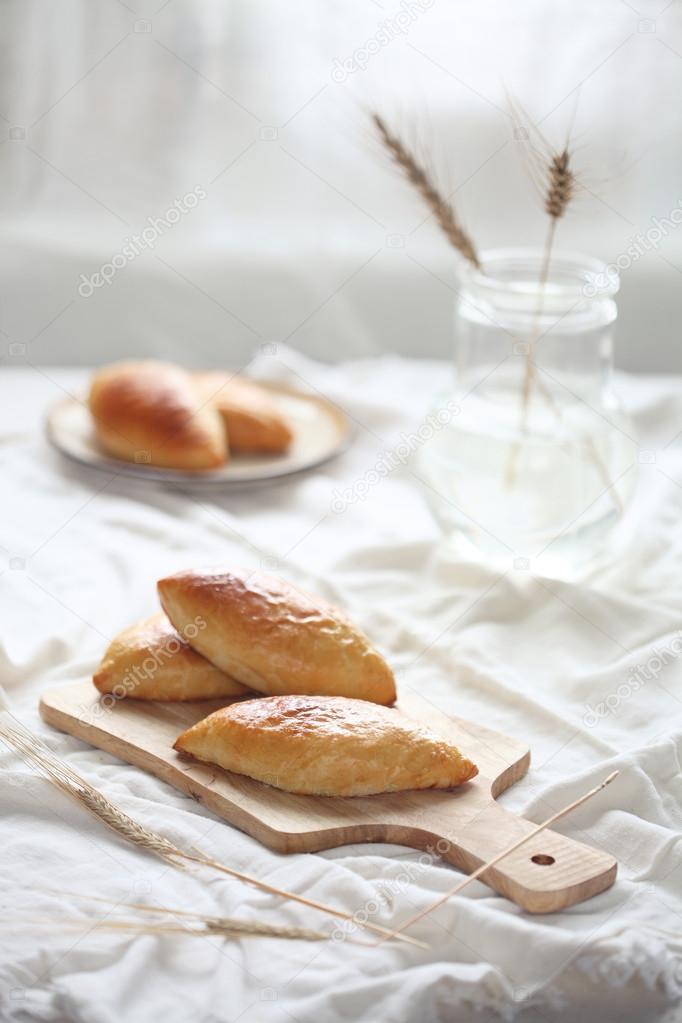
[
  {"left": 157, "top": 568, "right": 397, "bottom": 705},
  {"left": 193, "top": 372, "right": 293, "bottom": 454},
  {"left": 93, "top": 613, "right": 249, "bottom": 701},
  {"left": 89, "top": 361, "right": 227, "bottom": 470},
  {"left": 174, "top": 694, "right": 478, "bottom": 796}
]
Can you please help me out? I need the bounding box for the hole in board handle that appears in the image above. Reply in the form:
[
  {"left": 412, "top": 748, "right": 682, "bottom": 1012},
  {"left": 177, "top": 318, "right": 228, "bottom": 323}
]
[{"left": 531, "top": 854, "right": 555, "bottom": 866}]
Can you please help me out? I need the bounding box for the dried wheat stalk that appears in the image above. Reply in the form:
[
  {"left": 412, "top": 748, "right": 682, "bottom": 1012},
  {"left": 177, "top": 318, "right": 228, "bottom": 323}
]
[
  {"left": 372, "top": 112, "right": 481, "bottom": 269},
  {"left": 519, "top": 146, "right": 575, "bottom": 422},
  {"left": 503, "top": 131, "right": 579, "bottom": 488},
  {"left": 28, "top": 892, "right": 330, "bottom": 942},
  {"left": 0, "top": 712, "right": 426, "bottom": 948},
  {"left": 91, "top": 919, "right": 325, "bottom": 940},
  {"left": 506, "top": 135, "right": 622, "bottom": 511}
]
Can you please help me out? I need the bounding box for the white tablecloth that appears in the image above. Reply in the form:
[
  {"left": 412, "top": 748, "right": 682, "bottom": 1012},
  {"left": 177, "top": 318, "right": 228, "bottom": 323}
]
[{"left": 1, "top": 350, "right": 681, "bottom": 1023}]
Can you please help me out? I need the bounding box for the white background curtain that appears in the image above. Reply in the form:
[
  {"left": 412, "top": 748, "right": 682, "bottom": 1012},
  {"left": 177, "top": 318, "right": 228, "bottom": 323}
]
[{"left": 0, "top": 0, "right": 680, "bottom": 369}]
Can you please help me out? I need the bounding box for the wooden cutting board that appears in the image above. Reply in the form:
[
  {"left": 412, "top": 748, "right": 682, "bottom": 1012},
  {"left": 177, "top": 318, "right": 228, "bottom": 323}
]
[{"left": 40, "top": 680, "right": 617, "bottom": 913}]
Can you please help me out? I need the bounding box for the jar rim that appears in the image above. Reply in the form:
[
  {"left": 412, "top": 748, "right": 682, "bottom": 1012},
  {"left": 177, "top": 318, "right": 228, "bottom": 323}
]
[{"left": 463, "top": 247, "right": 620, "bottom": 300}]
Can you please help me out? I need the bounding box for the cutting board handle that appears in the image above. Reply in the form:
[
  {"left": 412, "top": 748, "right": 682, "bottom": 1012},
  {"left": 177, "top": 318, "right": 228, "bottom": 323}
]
[{"left": 394, "top": 797, "right": 617, "bottom": 913}]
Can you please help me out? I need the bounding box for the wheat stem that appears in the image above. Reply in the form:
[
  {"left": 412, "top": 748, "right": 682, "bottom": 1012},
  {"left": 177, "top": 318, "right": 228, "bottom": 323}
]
[
  {"left": 41, "top": 890, "right": 331, "bottom": 941},
  {"left": 23, "top": 918, "right": 329, "bottom": 942},
  {"left": 506, "top": 147, "right": 576, "bottom": 489},
  {"left": 36, "top": 890, "right": 334, "bottom": 942}
]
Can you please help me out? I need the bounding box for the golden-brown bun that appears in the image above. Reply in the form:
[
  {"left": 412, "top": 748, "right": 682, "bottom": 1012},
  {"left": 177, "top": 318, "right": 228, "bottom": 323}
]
[
  {"left": 93, "top": 613, "right": 249, "bottom": 701},
  {"left": 89, "top": 361, "right": 227, "bottom": 470},
  {"left": 158, "top": 568, "right": 397, "bottom": 705},
  {"left": 174, "top": 694, "right": 478, "bottom": 796},
  {"left": 193, "top": 372, "right": 292, "bottom": 454}
]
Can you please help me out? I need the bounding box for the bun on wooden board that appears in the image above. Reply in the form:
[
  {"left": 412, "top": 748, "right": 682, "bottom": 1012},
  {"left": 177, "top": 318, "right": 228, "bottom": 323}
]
[
  {"left": 93, "top": 613, "right": 248, "bottom": 701},
  {"left": 158, "top": 568, "right": 397, "bottom": 705},
  {"left": 174, "top": 694, "right": 479, "bottom": 796}
]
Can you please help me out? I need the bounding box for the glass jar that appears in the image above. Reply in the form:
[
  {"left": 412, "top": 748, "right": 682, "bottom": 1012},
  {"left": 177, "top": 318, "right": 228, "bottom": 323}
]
[{"left": 415, "top": 248, "right": 637, "bottom": 572}]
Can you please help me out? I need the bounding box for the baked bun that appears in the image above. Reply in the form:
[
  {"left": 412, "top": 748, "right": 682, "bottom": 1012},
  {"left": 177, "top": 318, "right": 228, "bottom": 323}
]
[
  {"left": 174, "top": 694, "right": 478, "bottom": 796},
  {"left": 89, "top": 361, "right": 227, "bottom": 470},
  {"left": 158, "top": 568, "right": 396, "bottom": 705},
  {"left": 93, "top": 613, "right": 249, "bottom": 701},
  {"left": 193, "top": 372, "right": 292, "bottom": 454}
]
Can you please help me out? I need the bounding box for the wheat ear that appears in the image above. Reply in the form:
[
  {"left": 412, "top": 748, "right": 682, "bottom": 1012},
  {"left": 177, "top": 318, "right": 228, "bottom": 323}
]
[
  {"left": 372, "top": 112, "right": 481, "bottom": 269},
  {"left": 32, "top": 891, "right": 331, "bottom": 942},
  {"left": 0, "top": 713, "right": 183, "bottom": 865}
]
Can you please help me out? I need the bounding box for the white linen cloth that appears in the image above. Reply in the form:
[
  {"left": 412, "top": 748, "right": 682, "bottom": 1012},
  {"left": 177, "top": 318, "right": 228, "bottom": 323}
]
[{"left": 1, "top": 349, "right": 681, "bottom": 1023}]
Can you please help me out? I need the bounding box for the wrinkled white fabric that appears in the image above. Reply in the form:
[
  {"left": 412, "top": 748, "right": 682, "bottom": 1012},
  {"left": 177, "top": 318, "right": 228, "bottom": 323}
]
[{"left": 1, "top": 350, "right": 682, "bottom": 1023}]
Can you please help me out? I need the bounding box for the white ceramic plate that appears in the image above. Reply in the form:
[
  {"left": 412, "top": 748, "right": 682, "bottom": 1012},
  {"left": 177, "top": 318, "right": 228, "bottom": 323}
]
[{"left": 46, "top": 382, "right": 351, "bottom": 486}]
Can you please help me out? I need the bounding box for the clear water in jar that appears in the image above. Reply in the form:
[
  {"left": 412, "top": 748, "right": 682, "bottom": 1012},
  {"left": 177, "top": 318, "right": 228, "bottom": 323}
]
[{"left": 415, "top": 383, "right": 636, "bottom": 569}]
